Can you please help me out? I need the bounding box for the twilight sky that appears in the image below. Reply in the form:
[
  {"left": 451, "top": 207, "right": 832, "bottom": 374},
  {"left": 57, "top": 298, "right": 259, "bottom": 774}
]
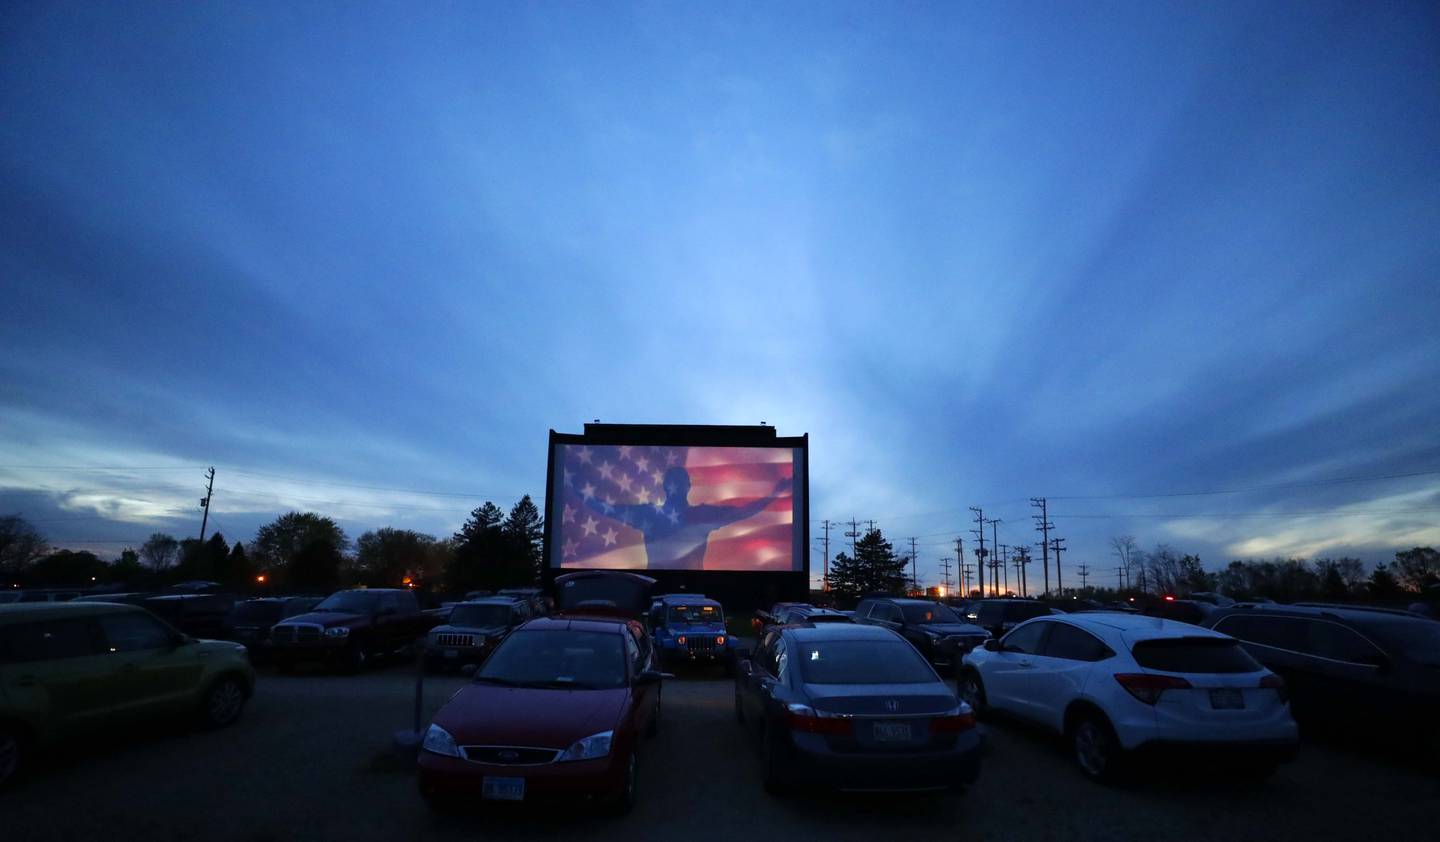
[{"left": 3, "top": 2, "right": 1438, "bottom": 590}]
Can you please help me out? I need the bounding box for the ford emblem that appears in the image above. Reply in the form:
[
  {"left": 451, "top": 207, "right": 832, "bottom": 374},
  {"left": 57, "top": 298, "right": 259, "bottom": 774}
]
[{"left": 497, "top": 750, "right": 520, "bottom": 761}]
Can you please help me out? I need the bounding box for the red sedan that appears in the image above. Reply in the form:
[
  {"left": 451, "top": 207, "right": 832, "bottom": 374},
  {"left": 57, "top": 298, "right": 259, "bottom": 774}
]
[{"left": 416, "top": 615, "right": 663, "bottom": 813}]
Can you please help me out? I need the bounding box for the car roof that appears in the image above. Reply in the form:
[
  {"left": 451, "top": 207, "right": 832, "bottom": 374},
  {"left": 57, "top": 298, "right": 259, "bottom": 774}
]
[
  {"left": 520, "top": 616, "right": 627, "bottom": 634},
  {"left": 0, "top": 601, "right": 142, "bottom": 624},
  {"left": 459, "top": 596, "right": 524, "bottom": 606},
  {"left": 1038, "top": 612, "right": 1228, "bottom": 641},
  {"left": 656, "top": 594, "right": 713, "bottom": 603},
  {"left": 1216, "top": 603, "right": 1427, "bottom": 626},
  {"left": 785, "top": 623, "right": 898, "bottom": 643}
]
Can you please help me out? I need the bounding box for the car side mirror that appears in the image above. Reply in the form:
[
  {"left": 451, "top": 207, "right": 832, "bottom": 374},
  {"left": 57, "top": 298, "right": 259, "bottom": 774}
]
[
  {"left": 983, "top": 639, "right": 1000, "bottom": 652},
  {"left": 635, "top": 670, "right": 670, "bottom": 686}
]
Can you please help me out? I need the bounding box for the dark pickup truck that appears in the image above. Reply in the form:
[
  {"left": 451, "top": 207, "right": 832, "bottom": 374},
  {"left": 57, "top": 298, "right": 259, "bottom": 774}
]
[{"left": 270, "top": 588, "right": 442, "bottom": 672}]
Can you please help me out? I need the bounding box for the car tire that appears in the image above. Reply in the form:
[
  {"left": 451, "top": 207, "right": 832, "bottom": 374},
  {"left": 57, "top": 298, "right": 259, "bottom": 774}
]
[
  {"left": 200, "top": 675, "right": 248, "bottom": 729},
  {"left": 341, "top": 643, "right": 367, "bottom": 674},
  {"left": 1070, "top": 712, "right": 1124, "bottom": 783},
  {"left": 0, "top": 725, "right": 25, "bottom": 790},
  {"left": 760, "top": 729, "right": 790, "bottom": 796},
  {"left": 647, "top": 691, "right": 661, "bottom": 738},
  {"left": 958, "top": 670, "right": 989, "bottom": 718},
  {"left": 608, "top": 751, "right": 638, "bottom": 816}
]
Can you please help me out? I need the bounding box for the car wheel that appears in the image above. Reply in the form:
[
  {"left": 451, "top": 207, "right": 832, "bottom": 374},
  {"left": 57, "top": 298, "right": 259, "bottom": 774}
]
[
  {"left": 760, "top": 730, "right": 790, "bottom": 796},
  {"left": 958, "top": 671, "right": 988, "bottom": 717},
  {"left": 647, "top": 691, "right": 661, "bottom": 738},
  {"left": 1071, "top": 713, "right": 1123, "bottom": 782},
  {"left": 201, "top": 676, "right": 248, "bottom": 729},
  {"left": 341, "top": 644, "right": 367, "bottom": 674},
  {"left": 0, "top": 726, "right": 24, "bottom": 789},
  {"left": 608, "top": 751, "right": 638, "bottom": 815}
]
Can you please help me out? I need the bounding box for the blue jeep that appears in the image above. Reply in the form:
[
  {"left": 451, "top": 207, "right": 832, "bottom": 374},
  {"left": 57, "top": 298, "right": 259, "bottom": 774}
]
[{"left": 649, "top": 594, "right": 732, "bottom": 672}]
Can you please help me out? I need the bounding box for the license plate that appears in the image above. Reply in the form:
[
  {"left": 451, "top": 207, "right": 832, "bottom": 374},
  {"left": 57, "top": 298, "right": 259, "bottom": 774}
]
[
  {"left": 872, "top": 721, "right": 912, "bottom": 742},
  {"left": 482, "top": 776, "right": 525, "bottom": 801},
  {"left": 443, "top": 649, "right": 458, "bottom": 659},
  {"left": 1210, "top": 689, "right": 1245, "bottom": 710}
]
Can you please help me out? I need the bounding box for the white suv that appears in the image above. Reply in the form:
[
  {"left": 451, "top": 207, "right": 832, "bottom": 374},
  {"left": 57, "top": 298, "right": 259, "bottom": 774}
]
[{"left": 959, "top": 613, "right": 1298, "bottom": 781}]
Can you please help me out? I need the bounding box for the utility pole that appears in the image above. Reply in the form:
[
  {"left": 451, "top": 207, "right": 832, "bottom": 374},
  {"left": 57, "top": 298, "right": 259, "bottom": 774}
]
[
  {"left": 939, "top": 557, "right": 953, "bottom": 596},
  {"left": 865, "top": 519, "right": 877, "bottom": 532},
  {"left": 1078, "top": 562, "right": 1090, "bottom": 590},
  {"left": 198, "top": 466, "right": 215, "bottom": 542},
  {"left": 960, "top": 559, "right": 973, "bottom": 596},
  {"left": 987, "top": 518, "right": 1001, "bottom": 595},
  {"left": 969, "top": 507, "right": 987, "bottom": 598},
  {"left": 1031, "top": 498, "right": 1052, "bottom": 596},
  {"left": 997, "top": 543, "right": 1010, "bottom": 595},
  {"left": 845, "top": 518, "right": 860, "bottom": 561},
  {"left": 1051, "top": 537, "right": 1067, "bottom": 596},
  {"left": 908, "top": 536, "right": 918, "bottom": 595},
  {"left": 1014, "top": 546, "right": 1030, "bottom": 597},
  {"left": 954, "top": 537, "right": 965, "bottom": 595},
  {"left": 1115, "top": 566, "right": 1127, "bottom": 591},
  {"left": 820, "top": 519, "right": 832, "bottom": 591}
]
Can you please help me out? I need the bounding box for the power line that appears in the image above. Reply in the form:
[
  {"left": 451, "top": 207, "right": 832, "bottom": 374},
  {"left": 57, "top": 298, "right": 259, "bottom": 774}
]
[{"left": 1046, "top": 469, "right": 1440, "bottom": 501}]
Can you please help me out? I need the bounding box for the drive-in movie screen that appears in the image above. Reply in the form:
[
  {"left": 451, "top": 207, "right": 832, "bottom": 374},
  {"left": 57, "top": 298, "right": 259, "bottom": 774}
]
[{"left": 549, "top": 444, "right": 801, "bottom": 572}]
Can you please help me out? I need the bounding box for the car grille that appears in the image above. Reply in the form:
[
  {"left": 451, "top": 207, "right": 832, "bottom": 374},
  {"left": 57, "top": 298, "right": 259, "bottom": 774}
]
[
  {"left": 461, "top": 746, "right": 559, "bottom": 765},
  {"left": 434, "top": 633, "right": 477, "bottom": 648},
  {"left": 272, "top": 624, "right": 323, "bottom": 644},
  {"left": 687, "top": 636, "right": 717, "bottom": 653}
]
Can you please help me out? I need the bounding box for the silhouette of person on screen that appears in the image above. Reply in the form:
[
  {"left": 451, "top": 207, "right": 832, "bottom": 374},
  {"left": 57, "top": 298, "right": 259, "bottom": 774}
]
[{"left": 589, "top": 466, "right": 791, "bottom": 570}]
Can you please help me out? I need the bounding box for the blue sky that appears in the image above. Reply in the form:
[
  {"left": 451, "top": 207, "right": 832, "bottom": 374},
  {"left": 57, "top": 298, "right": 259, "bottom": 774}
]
[{"left": 3, "top": 2, "right": 1438, "bottom": 589}]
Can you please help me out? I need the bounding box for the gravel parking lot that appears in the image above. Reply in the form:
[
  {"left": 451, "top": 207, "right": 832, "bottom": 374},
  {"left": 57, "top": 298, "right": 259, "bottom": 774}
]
[{"left": 5, "top": 662, "right": 1436, "bottom": 842}]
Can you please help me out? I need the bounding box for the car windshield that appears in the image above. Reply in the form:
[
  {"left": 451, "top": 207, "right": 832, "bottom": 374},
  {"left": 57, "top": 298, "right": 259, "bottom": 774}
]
[
  {"left": 313, "top": 592, "right": 379, "bottom": 613},
  {"left": 1131, "top": 637, "right": 1262, "bottom": 673},
  {"left": 901, "top": 603, "right": 962, "bottom": 623},
  {"left": 477, "top": 629, "right": 627, "bottom": 689},
  {"left": 797, "top": 639, "right": 936, "bottom": 684},
  {"left": 230, "top": 603, "right": 284, "bottom": 624},
  {"left": 1368, "top": 621, "right": 1440, "bottom": 667},
  {"left": 449, "top": 604, "right": 514, "bottom": 627},
  {"left": 669, "top": 604, "right": 723, "bottom": 625}
]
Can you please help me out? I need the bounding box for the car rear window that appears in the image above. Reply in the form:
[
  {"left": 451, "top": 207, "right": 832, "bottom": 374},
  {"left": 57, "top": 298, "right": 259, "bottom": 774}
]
[
  {"left": 796, "top": 639, "right": 936, "bottom": 684},
  {"left": 1131, "top": 637, "right": 1261, "bottom": 673}
]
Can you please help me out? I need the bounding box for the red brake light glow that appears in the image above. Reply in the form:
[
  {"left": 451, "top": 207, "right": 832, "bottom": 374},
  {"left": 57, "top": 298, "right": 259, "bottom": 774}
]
[
  {"left": 785, "top": 706, "right": 852, "bottom": 736},
  {"left": 1114, "top": 673, "right": 1192, "bottom": 705},
  {"left": 931, "top": 712, "right": 977, "bottom": 733}
]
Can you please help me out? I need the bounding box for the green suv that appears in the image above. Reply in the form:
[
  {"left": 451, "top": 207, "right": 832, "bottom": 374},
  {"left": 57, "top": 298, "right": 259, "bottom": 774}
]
[{"left": 0, "top": 602, "right": 255, "bottom": 787}]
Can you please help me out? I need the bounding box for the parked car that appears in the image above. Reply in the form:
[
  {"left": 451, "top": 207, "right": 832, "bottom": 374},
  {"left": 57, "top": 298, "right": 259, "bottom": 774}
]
[
  {"left": 1144, "top": 597, "right": 1215, "bottom": 626},
  {"left": 417, "top": 571, "right": 664, "bottom": 813},
  {"left": 141, "top": 592, "right": 237, "bottom": 639},
  {"left": 734, "top": 623, "right": 983, "bottom": 794},
  {"left": 752, "top": 601, "right": 811, "bottom": 633},
  {"left": 965, "top": 598, "right": 1061, "bottom": 638},
  {"left": 852, "top": 596, "right": 990, "bottom": 670},
  {"left": 423, "top": 596, "right": 532, "bottom": 671},
  {"left": 649, "top": 594, "right": 732, "bottom": 671},
  {"left": 1205, "top": 603, "right": 1440, "bottom": 749},
  {"left": 959, "top": 613, "right": 1297, "bottom": 781},
  {"left": 0, "top": 602, "right": 254, "bottom": 788},
  {"left": 70, "top": 591, "right": 159, "bottom": 606},
  {"left": 222, "top": 597, "right": 322, "bottom": 654},
  {"left": 764, "top": 604, "right": 854, "bottom": 628},
  {"left": 497, "top": 587, "right": 549, "bottom": 617},
  {"left": 1190, "top": 592, "right": 1237, "bottom": 608},
  {"left": 270, "top": 588, "right": 441, "bottom": 672}
]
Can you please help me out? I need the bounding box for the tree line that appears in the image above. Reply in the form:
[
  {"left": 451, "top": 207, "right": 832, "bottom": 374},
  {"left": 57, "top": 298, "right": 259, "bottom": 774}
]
[{"left": 0, "top": 495, "right": 545, "bottom": 593}]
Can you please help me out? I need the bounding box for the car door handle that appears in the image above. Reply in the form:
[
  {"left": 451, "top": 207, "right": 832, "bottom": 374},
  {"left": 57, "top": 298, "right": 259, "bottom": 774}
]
[{"left": 1017, "top": 660, "right": 1033, "bottom": 668}]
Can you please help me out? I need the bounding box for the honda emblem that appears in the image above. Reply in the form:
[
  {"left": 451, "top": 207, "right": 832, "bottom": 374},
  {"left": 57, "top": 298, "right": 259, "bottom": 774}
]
[{"left": 884, "top": 699, "right": 900, "bottom": 713}]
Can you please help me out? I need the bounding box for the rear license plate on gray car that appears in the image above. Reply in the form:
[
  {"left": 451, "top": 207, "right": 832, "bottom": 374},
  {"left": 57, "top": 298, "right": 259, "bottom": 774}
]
[
  {"left": 873, "top": 721, "right": 912, "bottom": 741},
  {"left": 1210, "top": 689, "right": 1245, "bottom": 709}
]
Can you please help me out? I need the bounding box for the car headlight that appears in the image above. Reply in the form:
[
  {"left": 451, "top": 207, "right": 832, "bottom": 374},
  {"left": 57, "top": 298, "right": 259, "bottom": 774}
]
[
  {"left": 422, "top": 724, "right": 460, "bottom": 757},
  {"left": 557, "top": 730, "right": 612, "bottom": 762},
  {"left": 325, "top": 627, "right": 350, "bottom": 638}
]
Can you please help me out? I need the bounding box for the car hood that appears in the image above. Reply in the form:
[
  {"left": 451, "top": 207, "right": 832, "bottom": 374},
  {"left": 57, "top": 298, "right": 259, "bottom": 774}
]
[
  {"left": 278, "top": 611, "right": 368, "bottom": 629},
  {"left": 435, "top": 685, "right": 630, "bottom": 748},
  {"left": 917, "top": 623, "right": 989, "bottom": 636},
  {"left": 432, "top": 624, "right": 506, "bottom": 636}
]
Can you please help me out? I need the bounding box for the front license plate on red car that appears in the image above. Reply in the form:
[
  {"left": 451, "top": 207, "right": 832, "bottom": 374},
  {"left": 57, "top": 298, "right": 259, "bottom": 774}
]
[
  {"left": 482, "top": 776, "right": 525, "bottom": 801},
  {"left": 872, "top": 721, "right": 912, "bottom": 742}
]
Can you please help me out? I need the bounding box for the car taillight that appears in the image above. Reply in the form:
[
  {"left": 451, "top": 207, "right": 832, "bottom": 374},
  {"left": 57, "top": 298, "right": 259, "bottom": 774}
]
[
  {"left": 1114, "top": 673, "right": 1192, "bottom": 705},
  {"left": 1259, "top": 673, "right": 1288, "bottom": 703},
  {"left": 785, "top": 704, "right": 852, "bottom": 736},
  {"left": 931, "top": 712, "right": 976, "bottom": 733},
  {"left": 676, "top": 635, "right": 686, "bottom": 645}
]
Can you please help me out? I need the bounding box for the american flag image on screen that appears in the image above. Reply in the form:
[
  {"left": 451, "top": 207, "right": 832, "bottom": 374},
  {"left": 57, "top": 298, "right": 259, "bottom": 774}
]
[{"left": 555, "top": 444, "right": 795, "bottom": 571}]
